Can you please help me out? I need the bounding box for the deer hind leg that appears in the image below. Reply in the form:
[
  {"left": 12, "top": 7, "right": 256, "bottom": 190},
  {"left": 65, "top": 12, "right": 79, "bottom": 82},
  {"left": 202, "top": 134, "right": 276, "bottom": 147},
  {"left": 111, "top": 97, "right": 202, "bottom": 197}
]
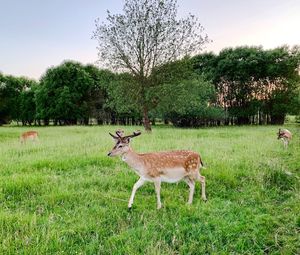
[
  {"left": 184, "top": 177, "right": 195, "bottom": 204},
  {"left": 196, "top": 172, "right": 207, "bottom": 201},
  {"left": 128, "top": 178, "right": 146, "bottom": 209},
  {"left": 154, "top": 178, "right": 162, "bottom": 209}
]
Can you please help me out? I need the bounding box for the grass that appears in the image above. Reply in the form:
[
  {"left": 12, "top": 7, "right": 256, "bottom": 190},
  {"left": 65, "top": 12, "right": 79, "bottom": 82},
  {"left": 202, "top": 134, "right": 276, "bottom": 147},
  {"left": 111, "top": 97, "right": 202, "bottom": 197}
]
[{"left": 0, "top": 125, "right": 299, "bottom": 254}]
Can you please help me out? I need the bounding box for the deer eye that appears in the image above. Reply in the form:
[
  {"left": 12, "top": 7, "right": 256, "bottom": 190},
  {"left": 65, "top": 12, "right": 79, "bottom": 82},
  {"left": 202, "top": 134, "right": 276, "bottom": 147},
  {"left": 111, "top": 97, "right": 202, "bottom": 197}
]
[{"left": 118, "top": 145, "right": 123, "bottom": 148}]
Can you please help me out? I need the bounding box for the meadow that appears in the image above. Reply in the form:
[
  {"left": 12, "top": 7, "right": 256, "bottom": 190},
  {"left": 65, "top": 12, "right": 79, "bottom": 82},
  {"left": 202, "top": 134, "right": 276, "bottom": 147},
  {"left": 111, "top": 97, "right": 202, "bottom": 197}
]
[{"left": 0, "top": 125, "right": 299, "bottom": 254}]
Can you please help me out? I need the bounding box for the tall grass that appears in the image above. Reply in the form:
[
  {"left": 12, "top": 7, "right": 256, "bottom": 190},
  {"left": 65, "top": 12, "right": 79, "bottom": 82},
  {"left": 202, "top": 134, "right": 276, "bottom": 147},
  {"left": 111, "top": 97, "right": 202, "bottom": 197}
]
[{"left": 0, "top": 125, "right": 299, "bottom": 254}]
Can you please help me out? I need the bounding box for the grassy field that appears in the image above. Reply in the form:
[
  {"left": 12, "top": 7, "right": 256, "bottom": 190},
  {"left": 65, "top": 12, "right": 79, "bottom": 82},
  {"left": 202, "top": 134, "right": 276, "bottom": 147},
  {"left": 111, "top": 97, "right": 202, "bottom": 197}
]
[{"left": 0, "top": 125, "right": 299, "bottom": 254}]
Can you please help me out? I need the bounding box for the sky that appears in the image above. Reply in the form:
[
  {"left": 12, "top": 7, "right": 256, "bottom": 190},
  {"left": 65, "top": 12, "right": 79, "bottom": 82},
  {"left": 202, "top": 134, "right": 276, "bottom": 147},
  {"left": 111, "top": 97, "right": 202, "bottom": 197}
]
[{"left": 0, "top": 0, "right": 299, "bottom": 80}]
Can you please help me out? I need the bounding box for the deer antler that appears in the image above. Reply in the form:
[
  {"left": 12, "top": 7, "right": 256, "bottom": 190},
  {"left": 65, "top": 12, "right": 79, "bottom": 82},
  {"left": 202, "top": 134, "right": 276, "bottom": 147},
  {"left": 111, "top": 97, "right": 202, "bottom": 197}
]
[
  {"left": 109, "top": 130, "right": 141, "bottom": 141},
  {"left": 109, "top": 132, "right": 119, "bottom": 139},
  {"left": 123, "top": 130, "right": 142, "bottom": 139}
]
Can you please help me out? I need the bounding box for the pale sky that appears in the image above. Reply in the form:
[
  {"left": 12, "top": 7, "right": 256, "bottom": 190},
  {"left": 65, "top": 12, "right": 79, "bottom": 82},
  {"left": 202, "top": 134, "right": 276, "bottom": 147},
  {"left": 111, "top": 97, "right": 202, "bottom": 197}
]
[{"left": 0, "top": 0, "right": 299, "bottom": 80}]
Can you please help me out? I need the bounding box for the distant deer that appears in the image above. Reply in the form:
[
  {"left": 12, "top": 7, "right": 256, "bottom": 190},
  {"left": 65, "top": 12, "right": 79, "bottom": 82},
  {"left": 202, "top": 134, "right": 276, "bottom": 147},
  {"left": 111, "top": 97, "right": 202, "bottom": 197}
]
[
  {"left": 20, "top": 131, "right": 39, "bottom": 144},
  {"left": 107, "top": 130, "right": 207, "bottom": 209},
  {"left": 277, "top": 128, "right": 292, "bottom": 148}
]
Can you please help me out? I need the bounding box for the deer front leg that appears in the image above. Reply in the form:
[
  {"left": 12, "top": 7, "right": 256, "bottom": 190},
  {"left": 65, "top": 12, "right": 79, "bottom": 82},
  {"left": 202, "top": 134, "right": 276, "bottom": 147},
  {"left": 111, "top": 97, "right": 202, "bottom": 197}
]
[
  {"left": 128, "top": 178, "right": 145, "bottom": 209},
  {"left": 154, "top": 179, "right": 162, "bottom": 209}
]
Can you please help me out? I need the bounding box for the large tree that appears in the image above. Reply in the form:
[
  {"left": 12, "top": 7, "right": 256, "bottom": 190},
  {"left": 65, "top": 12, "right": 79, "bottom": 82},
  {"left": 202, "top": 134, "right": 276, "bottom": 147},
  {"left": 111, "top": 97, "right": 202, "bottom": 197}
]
[
  {"left": 37, "top": 61, "right": 93, "bottom": 125},
  {"left": 93, "top": 0, "right": 209, "bottom": 131},
  {"left": 0, "top": 74, "right": 37, "bottom": 125}
]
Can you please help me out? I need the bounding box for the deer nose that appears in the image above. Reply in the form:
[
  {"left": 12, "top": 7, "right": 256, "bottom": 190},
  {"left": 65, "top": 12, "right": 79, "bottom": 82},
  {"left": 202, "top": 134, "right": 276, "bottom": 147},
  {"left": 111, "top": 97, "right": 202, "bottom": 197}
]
[{"left": 107, "top": 152, "right": 112, "bottom": 156}]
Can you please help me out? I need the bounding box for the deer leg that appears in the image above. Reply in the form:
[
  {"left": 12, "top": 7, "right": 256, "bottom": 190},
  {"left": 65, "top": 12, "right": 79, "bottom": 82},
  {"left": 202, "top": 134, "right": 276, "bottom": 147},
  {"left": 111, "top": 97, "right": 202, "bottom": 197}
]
[
  {"left": 128, "top": 178, "right": 146, "bottom": 209},
  {"left": 198, "top": 175, "right": 207, "bottom": 201},
  {"left": 281, "top": 138, "right": 287, "bottom": 149},
  {"left": 184, "top": 177, "right": 195, "bottom": 204},
  {"left": 283, "top": 138, "right": 288, "bottom": 149},
  {"left": 154, "top": 179, "right": 162, "bottom": 209},
  {"left": 285, "top": 139, "right": 289, "bottom": 148}
]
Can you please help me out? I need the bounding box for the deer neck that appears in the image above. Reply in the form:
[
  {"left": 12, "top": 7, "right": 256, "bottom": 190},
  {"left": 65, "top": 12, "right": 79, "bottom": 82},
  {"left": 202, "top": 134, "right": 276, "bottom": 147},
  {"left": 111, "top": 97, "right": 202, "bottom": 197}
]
[{"left": 121, "top": 147, "right": 144, "bottom": 174}]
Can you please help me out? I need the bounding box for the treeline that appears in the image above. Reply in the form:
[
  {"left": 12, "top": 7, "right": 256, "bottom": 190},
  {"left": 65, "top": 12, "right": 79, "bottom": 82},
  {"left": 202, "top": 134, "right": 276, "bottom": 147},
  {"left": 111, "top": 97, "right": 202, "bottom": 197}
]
[
  {"left": 0, "top": 46, "right": 299, "bottom": 127},
  {"left": 192, "top": 46, "right": 300, "bottom": 125}
]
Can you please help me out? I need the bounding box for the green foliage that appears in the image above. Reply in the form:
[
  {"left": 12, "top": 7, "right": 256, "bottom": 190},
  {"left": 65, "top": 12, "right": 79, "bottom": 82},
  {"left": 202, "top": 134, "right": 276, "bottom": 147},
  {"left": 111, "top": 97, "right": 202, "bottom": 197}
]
[
  {"left": 19, "top": 87, "right": 36, "bottom": 125},
  {"left": 0, "top": 45, "right": 299, "bottom": 128},
  {"left": 84, "top": 65, "right": 116, "bottom": 123},
  {"left": 154, "top": 76, "right": 224, "bottom": 126},
  {"left": 36, "top": 61, "right": 113, "bottom": 125},
  {"left": 0, "top": 74, "right": 37, "bottom": 125},
  {"left": 37, "top": 61, "right": 92, "bottom": 124},
  {"left": 0, "top": 125, "right": 299, "bottom": 254},
  {"left": 192, "top": 46, "right": 300, "bottom": 125}
]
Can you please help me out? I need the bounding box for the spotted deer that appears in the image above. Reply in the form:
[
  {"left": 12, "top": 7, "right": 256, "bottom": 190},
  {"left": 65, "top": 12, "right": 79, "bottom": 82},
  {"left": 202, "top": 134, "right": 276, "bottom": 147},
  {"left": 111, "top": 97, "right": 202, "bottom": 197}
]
[
  {"left": 20, "top": 131, "right": 39, "bottom": 144},
  {"left": 277, "top": 128, "right": 292, "bottom": 148},
  {"left": 107, "top": 130, "right": 207, "bottom": 209}
]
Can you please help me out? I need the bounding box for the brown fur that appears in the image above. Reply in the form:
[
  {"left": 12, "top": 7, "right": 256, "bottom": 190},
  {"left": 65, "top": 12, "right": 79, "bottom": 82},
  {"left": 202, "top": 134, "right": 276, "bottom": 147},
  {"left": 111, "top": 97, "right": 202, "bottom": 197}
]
[{"left": 20, "top": 131, "right": 38, "bottom": 143}]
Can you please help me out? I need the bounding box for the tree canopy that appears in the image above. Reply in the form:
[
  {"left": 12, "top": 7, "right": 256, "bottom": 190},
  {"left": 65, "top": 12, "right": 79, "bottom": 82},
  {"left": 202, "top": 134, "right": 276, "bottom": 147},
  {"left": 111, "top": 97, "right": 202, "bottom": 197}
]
[
  {"left": 0, "top": 47, "right": 298, "bottom": 127},
  {"left": 192, "top": 46, "right": 300, "bottom": 125}
]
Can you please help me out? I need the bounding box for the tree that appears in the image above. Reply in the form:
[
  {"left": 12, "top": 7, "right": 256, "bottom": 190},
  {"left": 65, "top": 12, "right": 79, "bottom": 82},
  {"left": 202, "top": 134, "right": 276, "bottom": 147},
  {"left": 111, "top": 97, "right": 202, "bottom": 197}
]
[
  {"left": 93, "top": 0, "right": 209, "bottom": 131},
  {"left": 37, "top": 61, "right": 93, "bottom": 125},
  {"left": 154, "top": 75, "right": 224, "bottom": 127},
  {"left": 0, "top": 74, "right": 36, "bottom": 125},
  {"left": 104, "top": 72, "right": 143, "bottom": 125},
  {"left": 19, "top": 80, "right": 38, "bottom": 125},
  {"left": 83, "top": 65, "right": 116, "bottom": 124},
  {"left": 262, "top": 46, "right": 300, "bottom": 124}
]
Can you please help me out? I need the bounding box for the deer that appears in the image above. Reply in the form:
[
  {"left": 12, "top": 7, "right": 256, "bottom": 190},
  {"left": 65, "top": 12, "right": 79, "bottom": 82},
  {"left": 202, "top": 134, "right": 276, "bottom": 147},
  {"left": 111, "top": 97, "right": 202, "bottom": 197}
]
[
  {"left": 107, "top": 130, "right": 207, "bottom": 209},
  {"left": 20, "top": 131, "right": 39, "bottom": 144},
  {"left": 277, "top": 128, "right": 292, "bottom": 148}
]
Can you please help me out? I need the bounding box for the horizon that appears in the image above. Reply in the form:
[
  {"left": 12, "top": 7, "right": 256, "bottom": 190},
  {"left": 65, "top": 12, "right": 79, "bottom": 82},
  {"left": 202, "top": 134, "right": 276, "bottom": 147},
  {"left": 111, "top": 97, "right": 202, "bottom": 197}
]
[{"left": 1, "top": 0, "right": 299, "bottom": 80}]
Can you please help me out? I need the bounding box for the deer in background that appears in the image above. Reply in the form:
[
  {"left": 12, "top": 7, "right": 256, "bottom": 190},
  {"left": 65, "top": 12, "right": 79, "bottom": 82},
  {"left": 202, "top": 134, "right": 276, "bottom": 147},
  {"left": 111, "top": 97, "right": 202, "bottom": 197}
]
[
  {"left": 20, "top": 131, "right": 39, "bottom": 144},
  {"left": 107, "top": 130, "right": 207, "bottom": 209},
  {"left": 277, "top": 128, "right": 292, "bottom": 148}
]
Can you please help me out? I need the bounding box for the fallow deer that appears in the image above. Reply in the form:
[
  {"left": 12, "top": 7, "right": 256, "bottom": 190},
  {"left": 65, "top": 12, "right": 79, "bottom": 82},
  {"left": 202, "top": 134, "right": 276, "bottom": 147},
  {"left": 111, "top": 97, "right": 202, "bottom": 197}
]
[
  {"left": 107, "top": 130, "right": 207, "bottom": 209},
  {"left": 277, "top": 128, "right": 292, "bottom": 148},
  {"left": 20, "top": 131, "right": 39, "bottom": 144}
]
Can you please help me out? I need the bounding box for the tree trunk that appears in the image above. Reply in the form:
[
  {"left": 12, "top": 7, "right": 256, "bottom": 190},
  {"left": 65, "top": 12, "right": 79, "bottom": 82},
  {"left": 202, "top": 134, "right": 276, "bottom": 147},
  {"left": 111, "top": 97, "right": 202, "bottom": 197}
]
[{"left": 143, "top": 106, "right": 152, "bottom": 132}]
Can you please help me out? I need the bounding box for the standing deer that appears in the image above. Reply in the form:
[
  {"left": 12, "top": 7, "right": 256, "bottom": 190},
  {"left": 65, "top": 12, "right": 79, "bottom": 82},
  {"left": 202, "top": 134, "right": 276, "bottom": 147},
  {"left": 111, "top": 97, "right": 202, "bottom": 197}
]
[
  {"left": 107, "top": 130, "right": 207, "bottom": 209},
  {"left": 20, "top": 131, "right": 39, "bottom": 144},
  {"left": 277, "top": 128, "right": 292, "bottom": 148}
]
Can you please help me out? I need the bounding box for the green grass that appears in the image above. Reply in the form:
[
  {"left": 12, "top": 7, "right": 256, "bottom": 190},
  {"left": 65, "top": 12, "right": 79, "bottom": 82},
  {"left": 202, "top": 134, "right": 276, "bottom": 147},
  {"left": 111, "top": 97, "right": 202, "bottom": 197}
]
[{"left": 0, "top": 125, "right": 299, "bottom": 254}]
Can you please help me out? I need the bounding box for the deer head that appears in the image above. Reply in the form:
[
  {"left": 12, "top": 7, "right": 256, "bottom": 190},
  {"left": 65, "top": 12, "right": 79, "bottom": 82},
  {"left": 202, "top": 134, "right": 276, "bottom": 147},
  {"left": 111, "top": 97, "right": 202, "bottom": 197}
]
[{"left": 107, "top": 130, "right": 141, "bottom": 157}]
